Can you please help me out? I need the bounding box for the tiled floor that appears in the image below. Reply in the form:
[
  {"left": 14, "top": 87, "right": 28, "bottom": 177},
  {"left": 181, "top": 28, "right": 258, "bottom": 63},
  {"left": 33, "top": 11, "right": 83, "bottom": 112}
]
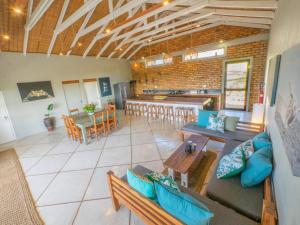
[{"left": 0, "top": 113, "right": 226, "bottom": 225}]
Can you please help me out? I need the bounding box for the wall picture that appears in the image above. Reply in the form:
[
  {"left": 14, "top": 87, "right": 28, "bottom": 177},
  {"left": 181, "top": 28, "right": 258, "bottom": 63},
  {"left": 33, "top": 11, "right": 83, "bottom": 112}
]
[
  {"left": 266, "top": 55, "right": 281, "bottom": 107},
  {"left": 275, "top": 43, "right": 300, "bottom": 177},
  {"left": 17, "top": 81, "right": 54, "bottom": 102},
  {"left": 99, "top": 77, "right": 112, "bottom": 97}
]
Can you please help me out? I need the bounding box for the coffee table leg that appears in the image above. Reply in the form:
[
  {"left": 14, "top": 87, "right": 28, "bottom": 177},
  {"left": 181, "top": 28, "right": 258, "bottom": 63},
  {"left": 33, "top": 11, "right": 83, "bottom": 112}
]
[
  {"left": 181, "top": 173, "right": 188, "bottom": 188},
  {"left": 168, "top": 168, "right": 175, "bottom": 180}
]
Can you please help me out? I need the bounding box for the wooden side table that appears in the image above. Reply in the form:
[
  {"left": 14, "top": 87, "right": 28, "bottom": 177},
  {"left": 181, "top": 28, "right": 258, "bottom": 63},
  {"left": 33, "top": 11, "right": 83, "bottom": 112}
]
[{"left": 164, "top": 134, "right": 209, "bottom": 188}]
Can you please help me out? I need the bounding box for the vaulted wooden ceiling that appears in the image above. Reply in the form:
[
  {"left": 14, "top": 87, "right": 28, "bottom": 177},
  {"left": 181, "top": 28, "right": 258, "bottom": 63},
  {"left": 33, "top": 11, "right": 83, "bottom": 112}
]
[{"left": 0, "top": 0, "right": 277, "bottom": 59}]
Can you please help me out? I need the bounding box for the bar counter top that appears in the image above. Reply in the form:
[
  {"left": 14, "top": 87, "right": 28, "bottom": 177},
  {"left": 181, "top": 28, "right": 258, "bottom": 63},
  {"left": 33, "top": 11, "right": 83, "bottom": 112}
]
[{"left": 127, "top": 96, "right": 211, "bottom": 106}]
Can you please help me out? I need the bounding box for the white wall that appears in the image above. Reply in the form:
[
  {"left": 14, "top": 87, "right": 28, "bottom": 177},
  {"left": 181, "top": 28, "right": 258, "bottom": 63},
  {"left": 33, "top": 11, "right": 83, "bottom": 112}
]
[
  {"left": 0, "top": 52, "right": 132, "bottom": 139},
  {"left": 265, "top": 0, "right": 300, "bottom": 224}
]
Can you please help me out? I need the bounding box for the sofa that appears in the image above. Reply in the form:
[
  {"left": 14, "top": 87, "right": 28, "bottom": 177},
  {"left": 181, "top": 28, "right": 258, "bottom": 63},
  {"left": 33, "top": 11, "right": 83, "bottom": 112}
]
[{"left": 108, "top": 165, "right": 260, "bottom": 225}]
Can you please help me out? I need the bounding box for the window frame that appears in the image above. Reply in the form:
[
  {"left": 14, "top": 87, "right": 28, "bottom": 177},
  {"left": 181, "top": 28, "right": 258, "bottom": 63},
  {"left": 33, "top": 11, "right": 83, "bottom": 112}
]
[{"left": 182, "top": 47, "right": 226, "bottom": 62}]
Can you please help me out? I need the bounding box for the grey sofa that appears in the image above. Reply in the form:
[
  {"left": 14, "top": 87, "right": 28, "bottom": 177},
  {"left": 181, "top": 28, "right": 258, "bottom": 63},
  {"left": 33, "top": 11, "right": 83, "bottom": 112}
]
[
  {"left": 125, "top": 165, "right": 259, "bottom": 225},
  {"left": 180, "top": 122, "right": 266, "bottom": 222}
]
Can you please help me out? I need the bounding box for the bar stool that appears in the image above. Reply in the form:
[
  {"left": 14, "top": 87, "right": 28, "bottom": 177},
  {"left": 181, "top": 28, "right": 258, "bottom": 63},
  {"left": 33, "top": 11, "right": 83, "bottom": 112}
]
[
  {"left": 125, "top": 103, "right": 133, "bottom": 116},
  {"left": 139, "top": 104, "right": 148, "bottom": 117},
  {"left": 164, "top": 106, "right": 174, "bottom": 121},
  {"left": 147, "top": 105, "right": 158, "bottom": 119},
  {"left": 157, "top": 105, "right": 165, "bottom": 120},
  {"left": 175, "top": 107, "right": 185, "bottom": 122},
  {"left": 132, "top": 104, "right": 140, "bottom": 116},
  {"left": 184, "top": 108, "right": 195, "bottom": 123}
]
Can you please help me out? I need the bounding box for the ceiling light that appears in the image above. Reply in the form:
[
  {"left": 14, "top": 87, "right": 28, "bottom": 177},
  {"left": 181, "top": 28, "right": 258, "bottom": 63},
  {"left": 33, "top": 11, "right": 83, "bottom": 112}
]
[
  {"left": 13, "top": 7, "right": 22, "bottom": 14},
  {"left": 78, "top": 42, "right": 82, "bottom": 47},
  {"left": 196, "top": 24, "right": 200, "bottom": 28},
  {"left": 219, "top": 39, "right": 224, "bottom": 44},
  {"left": 59, "top": 52, "right": 63, "bottom": 56},
  {"left": 106, "top": 29, "right": 111, "bottom": 33},
  {"left": 148, "top": 39, "right": 152, "bottom": 42},
  {"left": 119, "top": 48, "right": 123, "bottom": 51},
  {"left": 163, "top": 0, "right": 169, "bottom": 6},
  {"left": 2, "top": 35, "right": 10, "bottom": 40}
]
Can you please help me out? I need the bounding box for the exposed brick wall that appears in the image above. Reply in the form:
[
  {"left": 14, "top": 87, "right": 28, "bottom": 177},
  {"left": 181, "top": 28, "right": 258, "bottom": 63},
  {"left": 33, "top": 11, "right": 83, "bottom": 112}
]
[{"left": 130, "top": 25, "right": 268, "bottom": 111}]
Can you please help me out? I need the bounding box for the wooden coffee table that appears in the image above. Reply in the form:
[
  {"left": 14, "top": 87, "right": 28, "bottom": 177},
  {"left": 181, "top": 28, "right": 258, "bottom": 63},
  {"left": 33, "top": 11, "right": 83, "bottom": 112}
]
[{"left": 164, "top": 134, "right": 209, "bottom": 188}]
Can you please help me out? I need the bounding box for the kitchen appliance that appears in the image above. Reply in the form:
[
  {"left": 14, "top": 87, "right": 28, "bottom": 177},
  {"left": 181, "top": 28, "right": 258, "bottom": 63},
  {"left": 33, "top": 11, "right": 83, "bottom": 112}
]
[{"left": 114, "top": 82, "right": 134, "bottom": 109}]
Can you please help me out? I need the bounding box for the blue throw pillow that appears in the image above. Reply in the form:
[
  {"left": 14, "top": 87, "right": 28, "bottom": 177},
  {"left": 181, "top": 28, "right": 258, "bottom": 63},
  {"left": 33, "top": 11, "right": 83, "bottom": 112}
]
[
  {"left": 241, "top": 147, "right": 273, "bottom": 187},
  {"left": 197, "top": 110, "right": 218, "bottom": 127},
  {"left": 155, "top": 182, "right": 213, "bottom": 225},
  {"left": 252, "top": 132, "right": 272, "bottom": 151},
  {"left": 127, "top": 169, "right": 156, "bottom": 201}
]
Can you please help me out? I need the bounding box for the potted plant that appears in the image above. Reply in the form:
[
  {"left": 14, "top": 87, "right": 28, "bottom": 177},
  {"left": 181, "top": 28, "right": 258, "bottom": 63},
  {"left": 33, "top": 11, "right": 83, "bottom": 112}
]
[
  {"left": 44, "top": 103, "right": 55, "bottom": 131},
  {"left": 83, "top": 103, "right": 96, "bottom": 116}
]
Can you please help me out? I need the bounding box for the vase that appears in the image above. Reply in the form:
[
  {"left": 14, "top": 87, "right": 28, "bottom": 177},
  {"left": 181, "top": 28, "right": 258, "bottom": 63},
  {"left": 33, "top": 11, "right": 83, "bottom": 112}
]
[{"left": 43, "top": 117, "right": 55, "bottom": 132}]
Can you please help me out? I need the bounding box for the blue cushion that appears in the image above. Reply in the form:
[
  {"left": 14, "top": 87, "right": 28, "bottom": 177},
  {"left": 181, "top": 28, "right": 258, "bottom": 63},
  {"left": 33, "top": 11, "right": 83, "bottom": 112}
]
[
  {"left": 197, "top": 110, "right": 218, "bottom": 127},
  {"left": 252, "top": 137, "right": 272, "bottom": 151},
  {"left": 254, "top": 132, "right": 270, "bottom": 140},
  {"left": 155, "top": 182, "right": 213, "bottom": 225},
  {"left": 241, "top": 148, "right": 273, "bottom": 187},
  {"left": 127, "top": 169, "right": 156, "bottom": 200}
]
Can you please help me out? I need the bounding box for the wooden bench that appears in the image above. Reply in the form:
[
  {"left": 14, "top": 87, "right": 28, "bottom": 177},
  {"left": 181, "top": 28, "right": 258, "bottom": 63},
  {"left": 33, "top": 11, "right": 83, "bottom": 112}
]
[{"left": 107, "top": 170, "right": 277, "bottom": 225}]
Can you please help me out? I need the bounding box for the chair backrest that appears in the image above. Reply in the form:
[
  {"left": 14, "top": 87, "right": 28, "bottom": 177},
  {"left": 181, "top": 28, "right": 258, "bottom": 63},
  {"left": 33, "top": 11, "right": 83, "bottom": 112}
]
[
  {"left": 69, "top": 108, "right": 79, "bottom": 115},
  {"left": 93, "top": 111, "right": 105, "bottom": 129},
  {"left": 67, "top": 117, "right": 80, "bottom": 133},
  {"left": 62, "top": 115, "right": 70, "bottom": 128}
]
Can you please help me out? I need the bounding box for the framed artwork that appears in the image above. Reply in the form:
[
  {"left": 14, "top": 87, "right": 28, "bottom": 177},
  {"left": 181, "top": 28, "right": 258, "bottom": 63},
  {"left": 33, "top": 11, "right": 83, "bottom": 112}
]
[
  {"left": 266, "top": 55, "right": 281, "bottom": 107},
  {"left": 275, "top": 43, "right": 300, "bottom": 177},
  {"left": 17, "top": 81, "right": 54, "bottom": 102},
  {"left": 99, "top": 77, "right": 112, "bottom": 97}
]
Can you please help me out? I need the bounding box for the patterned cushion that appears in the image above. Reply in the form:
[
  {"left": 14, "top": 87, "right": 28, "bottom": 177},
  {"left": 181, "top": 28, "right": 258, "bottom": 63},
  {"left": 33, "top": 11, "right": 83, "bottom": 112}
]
[
  {"left": 232, "top": 139, "right": 254, "bottom": 160},
  {"left": 207, "top": 114, "right": 226, "bottom": 133},
  {"left": 217, "top": 149, "right": 246, "bottom": 179},
  {"left": 145, "top": 171, "right": 180, "bottom": 192}
]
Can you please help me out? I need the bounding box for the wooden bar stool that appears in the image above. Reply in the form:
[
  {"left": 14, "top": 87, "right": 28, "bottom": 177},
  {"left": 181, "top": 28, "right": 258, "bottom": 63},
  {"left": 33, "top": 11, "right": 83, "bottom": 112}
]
[
  {"left": 147, "top": 105, "right": 157, "bottom": 119},
  {"left": 164, "top": 106, "right": 174, "bottom": 121},
  {"left": 175, "top": 107, "right": 185, "bottom": 122},
  {"left": 133, "top": 104, "right": 140, "bottom": 116},
  {"left": 139, "top": 104, "right": 148, "bottom": 117},
  {"left": 125, "top": 103, "right": 133, "bottom": 116},
  {"left": 184, "top": 108, "right": 195, "bottom": 123},
  {"left": 157, "top": 105, "right": 165, "bottom": 120}
]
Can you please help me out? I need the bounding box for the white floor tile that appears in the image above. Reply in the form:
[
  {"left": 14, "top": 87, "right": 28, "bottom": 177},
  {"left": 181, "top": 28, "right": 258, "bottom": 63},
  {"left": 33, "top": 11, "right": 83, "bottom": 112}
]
[
  {"left": 76, "top": 138, "right": 106, "bottom": 151},
  {"left": 19, "top": 156, "right": 42, "bottom": 172},
  {"left": 156, "top": 141, "right": 181, "bottom": 160},
  {"left": 133, "top": 160, "right": 164, "bottom": 173},
  {"left": 104, "top": 135, "right": 131, "bottom": 148},
  {"left": 38, "top": 202, "right": 80, "bottom": 225},
  {"left": 21, "top": 143, "right": 57, "bottom": 158},
  {"left": 27, "top": 154, "right": 71, "bottom": 175},
  {"left": 131, "top": 132, "right": 155, "bottom": 145},
  {"left": 98, "top": 146, "right": 131, "bottom": 167},
  {"left": 132, "top": 143, "right": 160, "bottom": 163},
  {"left": 73, "top": 199, "right": 129, "bottom": 225},
  {"left": 130, "top": 212, "right": 146, "bottom": 225},
  {"left": 48, "top": 141, "right": 79, "bottom": 155},
  {"left": 153, "top": 130, "right": 180, "bottom": 142},
  {"left": 27, "top": 174, "right": 56, "bottom": 201},
  {"left": 62, "top": 150, "right": 102, "bottom": 171},
  {"left": 84, "top": 165, "right": 129, "bottom": 200},
  {"left": 37, "top": 169, "right": 93, "bottom": 206},
  {"left": 110, "top": 126, "right": 131, "bottom": 136}
]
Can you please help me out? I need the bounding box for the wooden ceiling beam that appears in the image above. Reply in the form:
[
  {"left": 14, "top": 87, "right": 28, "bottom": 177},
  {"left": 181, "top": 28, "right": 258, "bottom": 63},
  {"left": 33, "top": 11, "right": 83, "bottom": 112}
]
[
  {"left": 126, "top": 43, "right": 145, "bottom": 59},
  {"left": 222, "top": 21, "right": 271, "bottom": 29},
  {"left": 47, "top": 0, "right": 71, "bottom": 56},
  {"left": 55, "top": 0, "right": 104, "bottom": 34},
  {"left": 207, "top": 0, "right": 277, "bottom": 9},
  {"left": 215, "top": 15, "right": 273, "bottom": 25}
]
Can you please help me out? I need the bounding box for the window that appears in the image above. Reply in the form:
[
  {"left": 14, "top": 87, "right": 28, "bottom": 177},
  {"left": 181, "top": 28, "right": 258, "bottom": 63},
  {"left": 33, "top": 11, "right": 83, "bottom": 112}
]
[
  {"left": 145, "top": 57, "right": 173, "bottom": 67},
  {"left": 183, "top": 48, "right": 225, "bottom": 61}
]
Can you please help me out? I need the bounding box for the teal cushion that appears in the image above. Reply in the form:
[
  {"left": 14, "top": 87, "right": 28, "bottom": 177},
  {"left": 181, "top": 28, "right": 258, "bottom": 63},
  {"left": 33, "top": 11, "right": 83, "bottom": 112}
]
[
  {"left": 241, "top": 148, "right": 273, "bottom": 187},
  {"left": 216, "top": 148, "right": 246, "bottom": 179},
  {"left": 252, "top": 137, "right": 272, "bottom": 151},
  {"left": 155, "top": 182, "right": 213, "bottom": 225},
  {"left": 254, "top": 132, "right": 270, "bottom": 140},
  {"left": 127, "top": 169, "right": 156, "bottom": 200},
  {"left": 197, "top": 110, "right": 218, "bottom": 127}
]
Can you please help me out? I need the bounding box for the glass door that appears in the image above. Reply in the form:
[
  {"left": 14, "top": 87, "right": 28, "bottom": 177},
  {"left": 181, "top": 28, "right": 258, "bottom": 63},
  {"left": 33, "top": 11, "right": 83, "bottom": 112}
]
[{"left": 224, "top": 60, "right": 250, "bottom": 110}]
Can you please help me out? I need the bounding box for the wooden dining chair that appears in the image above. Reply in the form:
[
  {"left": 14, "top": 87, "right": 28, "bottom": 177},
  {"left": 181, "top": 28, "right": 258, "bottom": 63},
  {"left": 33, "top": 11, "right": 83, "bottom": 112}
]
[
  {"left": 69, "top": 108, "right": 79, "bottom": 115},
  {"left": 90, "top": 111, "right": 106, "bottom": 139},
  {"left": 67, "top": 117, "right": 83, "bottom": 143},
  {"left": 106, "top": 104, "right": 117, "bottom": 132},
  {"left": 62, "top": 115, "right": 72, "bottom": 139}
]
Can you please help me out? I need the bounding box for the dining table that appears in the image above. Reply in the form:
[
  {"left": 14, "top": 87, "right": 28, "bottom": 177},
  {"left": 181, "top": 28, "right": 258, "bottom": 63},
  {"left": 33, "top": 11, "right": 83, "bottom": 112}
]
[{"left": 71, "top": 109, "right": 122, "bottom": 145}]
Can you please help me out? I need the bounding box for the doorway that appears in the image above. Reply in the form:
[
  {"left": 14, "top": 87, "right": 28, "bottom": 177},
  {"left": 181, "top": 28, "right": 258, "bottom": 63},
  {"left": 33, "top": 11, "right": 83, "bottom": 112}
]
[
  {"left": 0, "top": 91, "right": 16, "bottom": 144},
  {"left": 224, "top": 59, "right": 251, "bottom": 111},
  {"left": 62, "top": 80, "right": 84, "bottom": 112}
]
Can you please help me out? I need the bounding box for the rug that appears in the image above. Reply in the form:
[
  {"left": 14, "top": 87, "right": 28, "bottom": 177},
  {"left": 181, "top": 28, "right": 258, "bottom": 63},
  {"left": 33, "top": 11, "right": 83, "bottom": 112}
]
[
  {"left": 0, "top": 149, "right": 44, "bottom": 225},
  {"left": 163, "top": 150, "right": 218, "bottom": 193}
]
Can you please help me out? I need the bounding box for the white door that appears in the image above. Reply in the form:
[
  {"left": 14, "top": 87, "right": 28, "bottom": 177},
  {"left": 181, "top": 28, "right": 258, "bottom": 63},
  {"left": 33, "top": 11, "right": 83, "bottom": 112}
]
[
  {"left": 83, "top": 81, "right": 102, "bottom": 108},
  {"left": 0, "top": 91, "right": 16, "bottom": 144},
  {"left": 62, "top": 81, "right": 84, "bottom": 112}
]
